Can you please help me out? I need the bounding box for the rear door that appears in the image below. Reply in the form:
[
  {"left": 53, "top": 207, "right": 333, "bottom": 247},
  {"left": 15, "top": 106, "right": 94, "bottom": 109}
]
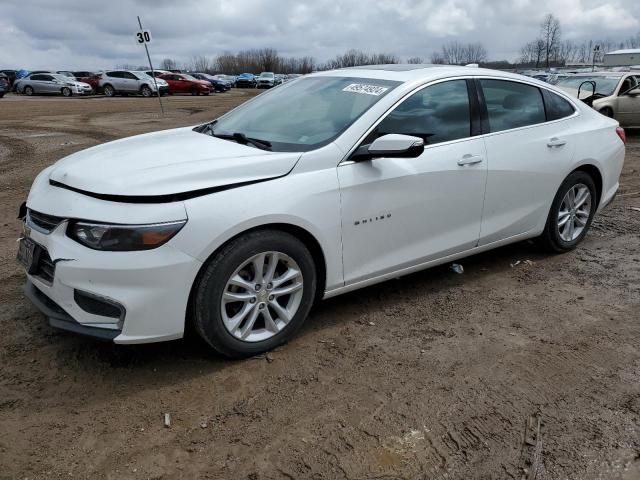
[
  {"left": 122, "top": 71, "right": 139, "bottom": 92},
  {"left": 338, "top": 79, "right": 487, "bottom": 285},
  {"left": 477, "top": 78, "right": 577, "bottom": 245}
]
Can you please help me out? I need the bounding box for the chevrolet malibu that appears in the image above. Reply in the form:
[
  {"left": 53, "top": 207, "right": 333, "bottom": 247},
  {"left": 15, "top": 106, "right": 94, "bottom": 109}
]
[{"left": 19, "top": 65, "right": 625, "bottom": 357}]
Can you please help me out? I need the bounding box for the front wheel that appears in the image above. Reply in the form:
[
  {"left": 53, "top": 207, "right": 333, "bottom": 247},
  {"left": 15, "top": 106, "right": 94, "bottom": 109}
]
[
  {"left": 190, "top": 88, "right": 199, "bottom": 96},
  {"left": 140, "top": 85, "right": 152, "bottom": 97},
  {"left": 193, "top": 230, "right": 317, "bottom": 358},
  {"left": 599, "top": 107, "right": 614, "bottom": 118},
  {"left": 538, "top": 171, "right": 597, "bottom": 252},
  {"left": 61, "top": 87, "right": 72, "bottom": 97}
]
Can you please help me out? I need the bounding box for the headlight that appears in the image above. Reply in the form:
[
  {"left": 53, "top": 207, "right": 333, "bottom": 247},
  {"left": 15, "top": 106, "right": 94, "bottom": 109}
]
[{"left": 67, "top": 220, "right": 186, "bottom": 251}]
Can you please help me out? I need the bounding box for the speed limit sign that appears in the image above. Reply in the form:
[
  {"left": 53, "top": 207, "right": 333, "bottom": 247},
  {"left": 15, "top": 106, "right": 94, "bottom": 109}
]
[{"left": 135, "top": 30, "right": 152, "bottom": 44}]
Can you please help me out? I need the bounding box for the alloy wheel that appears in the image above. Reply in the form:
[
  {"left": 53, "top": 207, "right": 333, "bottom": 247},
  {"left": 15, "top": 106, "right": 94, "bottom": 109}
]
[
  {"left": 558, "top": 183, "right": 591, "bottom": 242},
  {"left": 221, "top": 251, "right": 303, "bottom": 342}
]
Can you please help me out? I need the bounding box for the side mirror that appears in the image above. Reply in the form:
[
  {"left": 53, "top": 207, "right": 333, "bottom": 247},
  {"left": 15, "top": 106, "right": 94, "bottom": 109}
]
[
  {"left": 351, "top": 134, "right": 425, "bottom": 161},
  {"left": 626, "top": 87, "right": 640, "bottom": 96}
]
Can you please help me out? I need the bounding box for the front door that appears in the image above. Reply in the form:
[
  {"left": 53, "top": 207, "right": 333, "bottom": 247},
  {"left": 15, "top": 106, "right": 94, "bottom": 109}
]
[
  {"left": 338, "top": 79, "right": 487, "bottom": 285},
  {"left": 617, "top": 75, "right": 640, "bottom": 127}
]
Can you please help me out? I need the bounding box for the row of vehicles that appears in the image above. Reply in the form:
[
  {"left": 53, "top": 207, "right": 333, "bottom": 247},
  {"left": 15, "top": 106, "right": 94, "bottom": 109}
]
[
  {"left": 0, "top": 68, "right": 298, "bottom": 99},
  {"left": 0, "top": 69, "right": 236, "bottom": 98}
]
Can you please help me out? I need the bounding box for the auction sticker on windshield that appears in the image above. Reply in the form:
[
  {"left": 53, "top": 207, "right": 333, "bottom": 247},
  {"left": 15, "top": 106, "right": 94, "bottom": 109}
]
[{"left": 343, "top": 84, "right": 389, "bottom": 96}]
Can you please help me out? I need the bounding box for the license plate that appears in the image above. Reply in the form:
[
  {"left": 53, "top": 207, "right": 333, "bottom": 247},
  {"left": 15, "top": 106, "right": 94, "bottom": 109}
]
[{"left": 17, "top": 237, "right": 39, "bottom": 273}]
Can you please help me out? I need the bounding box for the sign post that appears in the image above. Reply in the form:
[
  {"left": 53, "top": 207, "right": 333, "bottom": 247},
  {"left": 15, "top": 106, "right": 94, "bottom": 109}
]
[{"left": 136, "top": 16, "right": 164, "bottom": 115}]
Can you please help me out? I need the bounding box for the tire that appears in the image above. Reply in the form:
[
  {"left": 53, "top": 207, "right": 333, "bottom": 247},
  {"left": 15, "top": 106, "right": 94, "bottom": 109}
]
[
  {"left": 24, "top": 86, "right": 34, "bottom": 96},
  {"left": 0, "top": 93, "right": 4, "bottom": 99},
  {"left": 61, "top": 87, "right": 72, "bottom": 97},
  {"left": 599, "top": 107, "right": 614, "bottom": 118},
  {"left": 140, "top": 85, "right": 152, "bottom": 97},
  {"left": 193, "top": 230, "right": 317, "bottom": 358},
  {"left": 103, "top": 84, "right": 115, "bottom": 97},
  {"left": 538, "top": 171, "right": 597, "bottom": 252},
  {"left": 190, "top": 88, "right": 199, "bottom": 96}
]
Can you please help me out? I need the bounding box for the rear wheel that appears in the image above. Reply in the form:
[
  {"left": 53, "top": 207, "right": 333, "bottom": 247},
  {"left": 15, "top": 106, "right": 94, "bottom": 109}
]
[
  {"left": 24, "top": 86, "right": 34, "bottom": 96},
  {"left": 193, "top": 230, "right": 317, "bottom": 358},
  {"left": 61, "top": 87, "right": 72, "bottom": 97},
  {"left": 538, "top": 171, "right": 597, "bottom": 252},
  {"left": 103, "top": 84, "right": 115, "bottom": 97},
  {"left": 599, "top": 107, "right": 614, "bottom": 118}
]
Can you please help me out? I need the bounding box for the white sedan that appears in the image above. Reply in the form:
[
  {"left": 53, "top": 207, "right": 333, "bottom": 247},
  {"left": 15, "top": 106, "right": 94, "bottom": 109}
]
[{"left": 19, "top": 65, "right": 625, "bottom": 357}]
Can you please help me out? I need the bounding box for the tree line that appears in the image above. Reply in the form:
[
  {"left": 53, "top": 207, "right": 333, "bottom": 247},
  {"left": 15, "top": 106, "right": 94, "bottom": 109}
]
[{"left": 519, "top": 13, "right": 640, "bottom": 68}]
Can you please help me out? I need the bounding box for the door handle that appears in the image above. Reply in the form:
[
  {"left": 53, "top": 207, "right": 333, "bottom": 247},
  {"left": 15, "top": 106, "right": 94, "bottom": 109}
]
[
  {"left": 547, "top": 138, "right": 567, "bottom": 148},
  {"left": 457, "top": 154, "right": 484, "bottom": 166}
]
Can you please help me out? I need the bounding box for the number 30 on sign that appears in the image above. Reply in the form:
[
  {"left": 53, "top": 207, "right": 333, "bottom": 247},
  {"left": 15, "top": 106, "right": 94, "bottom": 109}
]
[{"left": 136, "top": 30, "right": 152, "bottom": 44}]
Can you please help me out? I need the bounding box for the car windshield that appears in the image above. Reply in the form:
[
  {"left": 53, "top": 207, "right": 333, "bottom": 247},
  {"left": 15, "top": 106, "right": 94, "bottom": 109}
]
[
  {"left": 556, "top": 76, "right": 622, "bottom": 96},
  {"left": 200, "top": 76, "right": 401, "bottom": 152},
  {"left": 260, "top": 73, "right": 274, "bottom": 78}
]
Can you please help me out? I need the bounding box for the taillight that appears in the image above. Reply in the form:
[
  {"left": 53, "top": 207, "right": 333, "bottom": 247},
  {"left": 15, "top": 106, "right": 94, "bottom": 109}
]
[{"left": 616, "top": 127, "right": 626, "bottom": 145}]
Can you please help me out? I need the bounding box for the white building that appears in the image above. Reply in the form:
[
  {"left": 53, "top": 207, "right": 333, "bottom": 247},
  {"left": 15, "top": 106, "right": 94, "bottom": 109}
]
[{"left": 603, "top": 49, "right": 640, "bottom": 67}]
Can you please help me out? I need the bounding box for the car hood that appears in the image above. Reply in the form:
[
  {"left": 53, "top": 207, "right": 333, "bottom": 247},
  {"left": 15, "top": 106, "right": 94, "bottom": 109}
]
[{"left": 47, "top": 127, "right": 302, "bottom": 198}]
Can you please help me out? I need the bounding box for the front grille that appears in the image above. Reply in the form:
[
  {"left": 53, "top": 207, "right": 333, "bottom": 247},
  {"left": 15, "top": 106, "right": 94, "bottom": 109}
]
[
  {"left": 27, "top": 209, "right": 64, "bottom": 234},
  {"left": 36, "top": 249, "right": 55, "bottom": 284}
]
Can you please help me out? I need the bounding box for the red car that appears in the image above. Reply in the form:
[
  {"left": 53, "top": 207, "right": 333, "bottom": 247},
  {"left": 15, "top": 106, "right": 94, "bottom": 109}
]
[
  {"left": 71, "top": 71, "right": 101, "bottom": 92},
  {"left": 159, "top": 73, "right": 211, "bottom": 95}
]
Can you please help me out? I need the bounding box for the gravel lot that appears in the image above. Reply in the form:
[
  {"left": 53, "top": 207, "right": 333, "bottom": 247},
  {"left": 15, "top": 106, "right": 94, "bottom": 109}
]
[{"left": 0, "top": 92, "right": 639, "bottom": 480}]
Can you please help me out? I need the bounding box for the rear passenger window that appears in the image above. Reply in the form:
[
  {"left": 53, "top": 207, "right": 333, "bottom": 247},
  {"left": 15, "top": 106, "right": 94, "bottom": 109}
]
[
  {"left": 372, "top": 80, "right": 471, "bottom": 145},
  {"left": 479, "top": 79, "right": 545, "bottom": 132},
  {"left": 542, "top": 89, "right": 575, "bottom": 121}
]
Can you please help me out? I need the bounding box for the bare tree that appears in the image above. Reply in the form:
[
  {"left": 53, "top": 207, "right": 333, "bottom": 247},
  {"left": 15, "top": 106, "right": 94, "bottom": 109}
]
[
  {"left": 190, "top": 55, "right": 213, "bottom": 73},
  {"left": 430, "top": 52, "right": 446, "bottom": 64},
  {"left": 463, "top": 42, "right": 488, "bottom": 64},
  {"left": 406, "top": 56, "right": 424, "bottom": 64},
  {"left": 540, "top": 14, "right": 561, "bottom": 68},
  {"left": 160, "top": 58, "right": 177, "bottom": 71},
  {"left": 441, "top": 41, "right": 467, "bottom": 64}
]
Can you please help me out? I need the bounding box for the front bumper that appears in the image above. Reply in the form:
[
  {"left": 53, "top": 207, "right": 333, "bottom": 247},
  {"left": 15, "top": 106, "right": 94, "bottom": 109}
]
[
  {"left": 21, "top": 212, "right": 203, "bottom": 344},
  {"left": 24, "top": 280, "right": 120, "bottom": 340}
]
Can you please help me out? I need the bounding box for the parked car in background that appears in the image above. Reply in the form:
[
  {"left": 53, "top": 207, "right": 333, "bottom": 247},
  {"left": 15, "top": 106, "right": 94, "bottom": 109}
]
[
  {"left": 190, "top": 73, "right": 229, "bottom": 92},
  {"left": 257, "top": 72, "right": 276, "bottom": 89},
  {"left": 0, "top": 73, "right": 9, "bottom": 98},
  {"left": 18, "top": 65, "right": 625, "bottom": 357},
  {"left": 212, "top": 74, "right": 234, "bottom": 88},
  {"left": 556, "top": 72, "right": 640, "bottom": 127},
  {"left": 235, "top": 73, "right": 257, "bottom": 88},
  {"left": 274, "top": 74, "right": 284, "bottom": 85},
  {"left": 99, "top": 70, "right": 166, "bottom": 97},
  {"left": 56, "top": 71, "right": 76, "bottom": 79},
  {"left": 132, "top": 71, "right": 169, "bottom": 95},
  {"left": 16, "top": 73, "right": 92, "bottom": 96},
  {"left": 71, "top": 71, "right": 101, "bottom": 92},
  {"left": 0, "top": 69, "right": 17, "bottom": 89},
  {"left": 159, "top": 73, "right": 211, "bottom": 95}
]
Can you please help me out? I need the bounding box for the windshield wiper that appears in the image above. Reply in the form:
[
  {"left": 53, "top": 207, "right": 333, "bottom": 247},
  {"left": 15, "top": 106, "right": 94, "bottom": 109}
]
[{"left": 212, "top": 132, "right": 272, "bottom": 151}]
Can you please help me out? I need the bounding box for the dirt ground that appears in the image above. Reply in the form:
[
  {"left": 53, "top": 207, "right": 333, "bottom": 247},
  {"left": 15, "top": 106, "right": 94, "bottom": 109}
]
[{"left": 0, "top": 91, "right": 639, "bottom": 480}]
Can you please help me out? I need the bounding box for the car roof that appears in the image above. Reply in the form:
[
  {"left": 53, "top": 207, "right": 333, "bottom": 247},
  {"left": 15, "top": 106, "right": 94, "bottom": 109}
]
[
  {"left": 563, "top": 72, "right": 625, "bottom": 78},
  {"left": 310, "top": 64, "right": 536, "bottom": 84}
]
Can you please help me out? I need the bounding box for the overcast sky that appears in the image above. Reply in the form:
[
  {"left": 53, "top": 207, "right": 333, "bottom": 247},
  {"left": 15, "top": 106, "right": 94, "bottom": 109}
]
[{"left": 0, "top": 0, "right": 638, "bottom": 70}]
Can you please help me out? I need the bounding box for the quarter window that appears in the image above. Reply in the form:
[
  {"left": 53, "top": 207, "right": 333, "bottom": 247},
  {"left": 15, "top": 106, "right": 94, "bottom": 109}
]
[
  {"left": 370, "top": 80, "right": 471, "bottom": 146},
  {"left": 542, "top": 89, "right": 575, "bottom": 121},
  {"left": 479, "top": 79, "right": 545, "bottom": 132}
]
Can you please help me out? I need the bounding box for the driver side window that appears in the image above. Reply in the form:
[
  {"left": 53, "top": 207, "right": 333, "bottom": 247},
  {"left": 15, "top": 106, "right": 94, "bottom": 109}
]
[{"left": 366, "top": 80, "right": 471, "bottom": 146}]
